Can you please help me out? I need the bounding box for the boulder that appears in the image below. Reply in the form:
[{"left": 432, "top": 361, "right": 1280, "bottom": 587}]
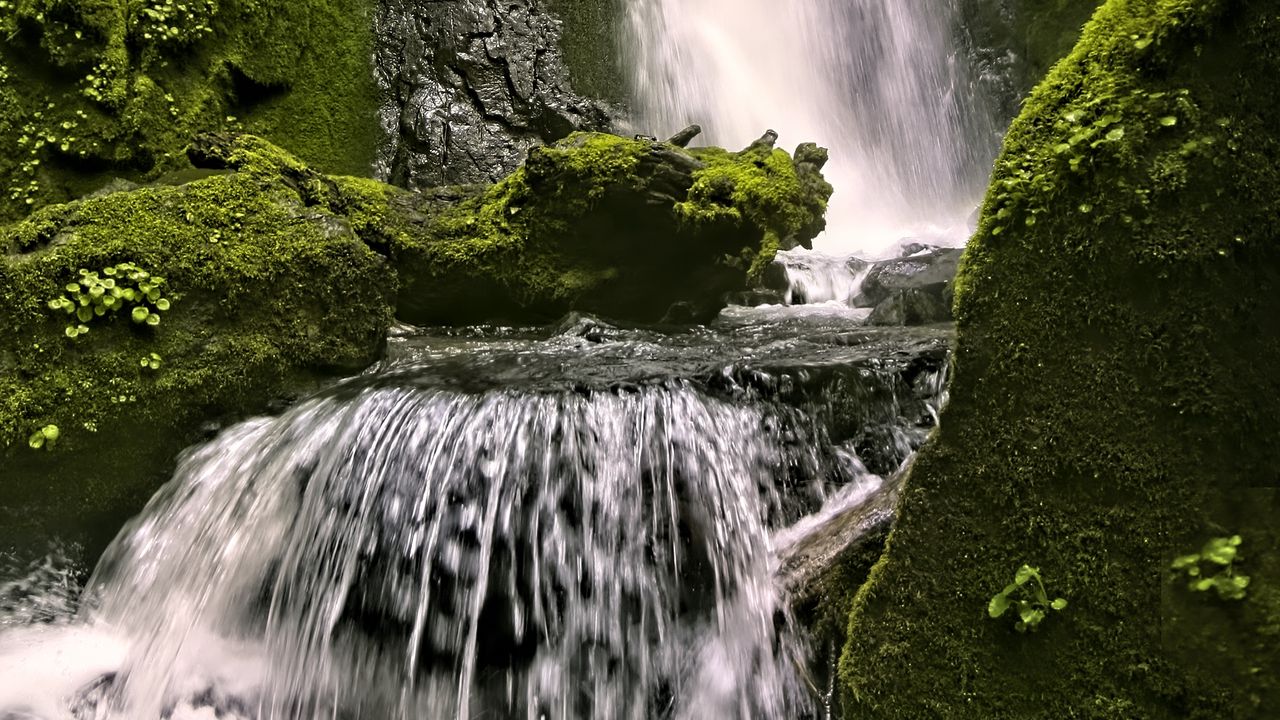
[
  {"left": 0, "top": 0, "right": 380, "bottom": 223},
  {"left": 855, "top": 247, "right": 962, "bottom": 309},
  {"left": 866, "top": 289, "right": 950, "bottom": 327},
  {"left": 377, "top": 131, "right": 833, "bottom": 324},
  {"left": 0, "top": 136, "right": 396, "bottom": 553},
  {"left": 839, "top": 1, "right": 1280, "bottom": 717}
]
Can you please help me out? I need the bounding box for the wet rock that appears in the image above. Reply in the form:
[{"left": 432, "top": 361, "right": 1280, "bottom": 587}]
[
  {"left": 552, "top": 312, "right": 616, "bottom": 343},
  {"left": 375, "top": 0, "right": 615, "bottom": 189},
  {"left": 867, "top": 288, "right": 951, "bottom": 326},
  {"left": 725, "top": 289, "right": 786, "bottom": 307},
  {"left": 849, "top": 245, "right": 962, "bottom": 308}
]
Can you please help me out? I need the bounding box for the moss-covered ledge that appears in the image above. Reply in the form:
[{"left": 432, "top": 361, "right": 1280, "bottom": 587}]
[
  {"left": 1, "top": 129, "right": 832, "bottom": 550},
  {"left": 0, "top": 138, "right": 395, "bottom": 552},
  {"left": 839, "top": 0, "right": 1279, "bottom": 717}
]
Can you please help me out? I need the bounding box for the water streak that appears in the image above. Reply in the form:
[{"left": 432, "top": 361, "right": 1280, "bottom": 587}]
[
  {"left": 626, "top": 0, "right": 998, "bottom": 256},
  {"left": 5, "top": 382, "right": 836, "bottom": 719}
]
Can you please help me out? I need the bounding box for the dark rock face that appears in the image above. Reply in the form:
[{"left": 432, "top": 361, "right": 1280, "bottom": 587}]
[
  {"left": 866, "top": 289, "right": 950, "bottom": 327},
  {"left": 375, "top": 0, "right": 615, "bottom": 189},
  {"left": 857, "top": 247, "right": 961, "bottom": 324}
]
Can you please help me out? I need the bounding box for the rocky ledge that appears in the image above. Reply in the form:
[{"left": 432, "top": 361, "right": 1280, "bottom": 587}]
[{"left": 0, "top": 129, "right": 831, "bottom": 546}]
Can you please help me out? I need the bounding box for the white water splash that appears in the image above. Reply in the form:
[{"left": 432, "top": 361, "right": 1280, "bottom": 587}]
[
  {"left": 1, "top": 384, "right": 826, "bottom": 719},
  {"left": 626, "top": 0, "right": 998, "bottom": 256}
]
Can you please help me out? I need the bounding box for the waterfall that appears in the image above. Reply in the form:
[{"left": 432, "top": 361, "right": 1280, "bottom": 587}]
[
  {"left": 2, "top": 380, "right": 869, "bottom": 719},
  {"left": 626, "top": 0, "right": 999, "bottom": 257}
]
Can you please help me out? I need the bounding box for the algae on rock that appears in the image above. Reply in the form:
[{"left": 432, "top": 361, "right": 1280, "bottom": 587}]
[
  {"left": 838, "top": 0, "right": 1280, "bottom": 716},
  {"left": 0, "top": 0, "right": 380, "bottom": 223}
]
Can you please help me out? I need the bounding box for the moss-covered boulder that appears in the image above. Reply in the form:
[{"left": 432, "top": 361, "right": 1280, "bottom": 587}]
[
  {"left": 839, "top": 1, "right": 1279, "bottom": 717},
  {"left": 0, "top": 135, "right": 395, "bottom": 552},
  {"left": 0, "top": 0, "right": 379, "bottom": 222},
  {"left": 327, "top": 130, "right": 833, "bottom": 324}
]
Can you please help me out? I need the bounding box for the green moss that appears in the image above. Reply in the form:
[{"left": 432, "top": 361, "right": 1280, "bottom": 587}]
[
  {"left": 0, "top": 140, "right": 394, "bottom": 543},
  {"left": 838, "top": 0, "right": 1280, "bottom": 716},
  {"left": 0, "top": 0, "right": 378, "bottom": 223},
  {"left": 679, "top": 144, "right": 831, "bottom": 282}
]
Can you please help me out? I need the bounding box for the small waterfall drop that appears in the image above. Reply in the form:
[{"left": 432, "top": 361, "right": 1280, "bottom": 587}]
[
  {"left": 626, "top": 0, "right": 999, "bottom": 256},
  {"left": 775, "top": 248, "right": 871, "bottom": 306},
  {"left": 4, "top": 381, "right": 859, "bottom": 719}
]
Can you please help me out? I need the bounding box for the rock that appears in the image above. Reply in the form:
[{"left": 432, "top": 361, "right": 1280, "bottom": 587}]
[
  {"left": 0, "top": 136, "right": 396, "bottom": 554},
  {"left": 0, "top": 0, "right": 380, "bottom": 223},
  {"left": 725, "top": 289, "right": 786, "bottom": 307},
  {"left": 854, "top": 247, "right": 962, "bottom": 309},
  {"left": 383, "top": 131, "right": 832, "bottom": 324},
  {"left": 866, "top": 289, "right": 950, "bottom": 326},
  {"left": 551, "top": 311, "right": 615, "bottom": 343},
  {"left": 666, "top": 125, "right": 703, "bottom": 148},
  {"left": 898, "top": 241, "right": 937, "bottom": 256},
  {"left": 840, "top": 1, "right": 1280, "bottom": 716},
  {"left": 760, "top": 261, "right": 792, "bottom": 296},
  {"left": 375, "top": 0, "right": 615, "bottom": 189}
]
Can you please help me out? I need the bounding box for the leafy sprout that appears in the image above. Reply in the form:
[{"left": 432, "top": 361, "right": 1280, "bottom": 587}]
[
  {"left": 1171, "top": 536, "right": 1249, "bottom": 601},
  {"left": 47, "top": 262, "right": 173, "bottom": 336},
  {"left": 988, "top": 565, "right": 1068, "bottom": 633},
  {"left": 27, "top": 424, "right": 60, "bottom": 450}
]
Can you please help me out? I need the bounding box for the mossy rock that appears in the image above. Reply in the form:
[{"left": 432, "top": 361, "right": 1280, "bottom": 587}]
[
  {"left": 0, "top": 136, "right": 395, "bottom": 552},
  {"left": 1, "top": 130, "right": 832, "bottom": 550},
  {"left": 381, "top": 131, "right": 832, "bottom": 324},
  {"left": 839, "top": 0, "right": 1279, "bottom": 717},
  {"left": 0, "top": 0, "right": 379, "bottom": 223}
]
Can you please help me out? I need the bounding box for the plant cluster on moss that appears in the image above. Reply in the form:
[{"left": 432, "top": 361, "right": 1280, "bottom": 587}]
[
  {"left": 48, "top": 262, "right": 171, "bottom": 337},
  {"left": 1172, "top": 535, "right": 1250, "bottom": 601},
  {"left": 988, "top": 564, "right": 1068, "bottom": 632},
  {"left": 26, "top": 423, "right": 58, "bottom": 450}
]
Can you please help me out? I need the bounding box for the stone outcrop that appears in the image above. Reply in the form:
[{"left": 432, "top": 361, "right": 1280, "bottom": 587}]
[{"left": 375, "top": 0, "right": 615, "bottom": 189}]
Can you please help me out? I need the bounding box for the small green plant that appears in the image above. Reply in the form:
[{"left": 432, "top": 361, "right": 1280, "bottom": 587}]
[
  {"left": 27, "top": 424, "right": 59, "bottom": 450},
  {"left": 47, "top": 262, "right": 172, "bottom": 336},
  {"left": 140, "top": 352, "right": 163, "bottom": 370},
  {"left": 1171, "top": 535, "right": 1250, "bottom": 600},
  {"left": 988, "top": 565, "right": 1068, "bottom": 632}
]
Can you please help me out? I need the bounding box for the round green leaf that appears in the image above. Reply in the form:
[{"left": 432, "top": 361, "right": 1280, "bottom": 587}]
[
  {"left": 988, "top": 594, "right": 1010, "bottom": 618},
  {"left": 131, "top": 307, "right": 150, "bottom": 323},
  {"left": 155, "top": 298, "right": 171, "bottom": 311},
  {"left": 28, "top": 432, "right": 45, "bottom": 449},
  {"left": 1051, "top": 598, "right": 1068, "bottom": 611},
  {"left": 146, "top": 313, "right": 161, "bottom": 326}
]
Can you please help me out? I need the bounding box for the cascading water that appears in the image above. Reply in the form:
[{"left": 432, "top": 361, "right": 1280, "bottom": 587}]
[
  {"left": 627, "top": 0, "right": 1000, "bottom": 257},
  {"left": 1, "top": 378, "right": 872, "bottom": 720}
]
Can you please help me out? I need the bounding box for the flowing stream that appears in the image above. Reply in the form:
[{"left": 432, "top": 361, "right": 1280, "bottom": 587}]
[
  {"left": 627, "top": 0, "right": 999, "bottom": 256},
  {"left": 0, "top": 314, "right": 950, "bottom": 719}
]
